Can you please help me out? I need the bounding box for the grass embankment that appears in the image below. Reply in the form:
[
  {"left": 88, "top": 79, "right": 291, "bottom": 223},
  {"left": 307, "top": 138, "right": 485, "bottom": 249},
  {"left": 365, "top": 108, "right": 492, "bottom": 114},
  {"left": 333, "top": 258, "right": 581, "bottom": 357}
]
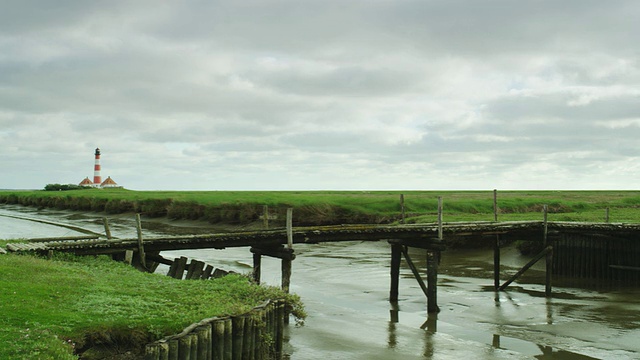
[
  {"left": 0, "top": 253, "right": 302, "bottom": 360},
  {"left": 2, "top": 189, "right": 640, "bottom": 225}
]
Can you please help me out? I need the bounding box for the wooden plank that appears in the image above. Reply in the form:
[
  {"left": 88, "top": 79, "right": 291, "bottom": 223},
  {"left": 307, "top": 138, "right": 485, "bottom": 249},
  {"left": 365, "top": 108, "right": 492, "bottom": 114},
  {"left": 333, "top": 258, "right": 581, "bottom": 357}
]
[
  {"left": 202, "top": 265, "right": 214, "bottom": 280},
  {"left": 167, "top": 259, "right": 178, "bottom": 278},
  {"left": 0, "top": 247, "right": 6, "bottom": 255},
  {"left": 187, "top": 260, "right": 205, "bottom": 280},
  {"left": 124, "top": 250, "right": 134, "bottom": 265},
  {"left": 173, "top": 256, "right": 188, "bottom": 280},
  {"left": 213, "top": 268, "right": 229, "bottom": 279}
]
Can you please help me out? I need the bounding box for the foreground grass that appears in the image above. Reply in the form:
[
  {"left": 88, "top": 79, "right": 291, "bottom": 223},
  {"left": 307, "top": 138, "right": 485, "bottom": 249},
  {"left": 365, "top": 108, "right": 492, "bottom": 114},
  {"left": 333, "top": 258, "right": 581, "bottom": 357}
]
[
  {"left": 2, "top": 189, "right": 640, "bottom": 225},
  {"left": 0, "top": 253, "right": 301, "bottom": 359}
]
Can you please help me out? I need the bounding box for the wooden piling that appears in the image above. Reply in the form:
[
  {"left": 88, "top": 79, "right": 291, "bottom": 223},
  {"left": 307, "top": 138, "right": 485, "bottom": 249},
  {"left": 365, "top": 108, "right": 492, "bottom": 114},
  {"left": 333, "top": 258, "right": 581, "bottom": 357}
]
[
  {"left": 168, "top": 339, "right": 179, "bottom": 360},
  {"left": 188, "top": 333, "right": 198, "bottom": 360},
  {"left": 275, "top": 301, "right": 285, "bottom": 359},
  {"left": 173, "top": 257, "right": 189, "bottom": 280},
  {"left": 437, "top": 197, "right": 443, "bottom": 240},
  {"left": 124, "top": 250, "right": 134, "bottom": 265},
  {"left": 102, "top": 217, "right": 112, "bottom": 240},
  {"left": 223, "top": 318, "right": 233, "bottom": 360},
  {"left": 263, "top": 205, "right": 269, "bottom": 229},
  {"left": 186, "top": 260, "right": 205, "bottom": 280},
  {"left": 178, "top": 334, "right": 192, "bottom": 360},
  {"left": 493, "top": 189, "right": 501, "bottom": 289},
  {"left": 196, "top": 325, "right": 211, "bottom": 360},
  {"left": 286, "top": 208, "right": 293, "bottom": 249},
  {"left": 400, "top": 194, "right": 406, "bottom": 224},
  {"left": 135, "top": 213, "right": 147, "bottom": 270},
  {"left": 389, "top": 243, "right": 402, "bottom": 302},
  {"left": 543, "top": 205, "right": 552, "bottom": 297},
  {"left": 232, "top": 316, "right": 245, "bottom": 360},
  {"left": 158, "top": 342, "right": 170, "bottom": 360},
  {"left": 202, "top": 264, "right": 214, "bottom": 280},
  {"left": 253, "top": 252, "right": 262, "bottom": 285},
  {"left": 145, "top": 343, "right": 160, "bottom": 360},
  {"left": 427, "top": 250, "right": 440, "bottom": 313},
  {"left": 212, "top": 320, "right": 225, "bottom": 360},
  {"left": 242, "top": 315, "right": 255, "bottom": 360}
]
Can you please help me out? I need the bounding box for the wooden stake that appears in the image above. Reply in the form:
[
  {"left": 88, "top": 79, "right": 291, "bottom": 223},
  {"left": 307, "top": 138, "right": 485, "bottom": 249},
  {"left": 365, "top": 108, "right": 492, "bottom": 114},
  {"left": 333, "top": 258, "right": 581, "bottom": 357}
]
[
  {"left": 605, "top": 207, "right": 610, "bottom": 223},
  {"left": 400, "top": 194, "right": 406, "bottom": 224},
  {"left": 389, "top": 243, "right": 401, "bottom": 302},
  {"left": 286, "top": 208, "right": 293, "bottom": 249},
  {"left": 253, "top": 252, "right": 262, "bottom": 285},
  {"left": 124, "top": 250, "right": 133, "bottom": 265},
  {"left": 437, "top": 197, "right": 443, "bottom": 240},
  {"left": 281, "top": 258, "right": 291, "bottom": 294},
  {"left": 426, "top": 250, "right": 440, "bottom": 313},
  {"left": 544, "top": 205, "right": 552, "bottom": 297},
  {"left": 263, "top": 205, "right": 269, "bottom": 229},
  {"left": 493, "top": 189, "right": 500, "bottom": 290},
  {"left": 135, "top": 213, "right": 147, "bottom": 269},
  {"left": 102, "top": 217, "right": 112, "bottom": 240}
]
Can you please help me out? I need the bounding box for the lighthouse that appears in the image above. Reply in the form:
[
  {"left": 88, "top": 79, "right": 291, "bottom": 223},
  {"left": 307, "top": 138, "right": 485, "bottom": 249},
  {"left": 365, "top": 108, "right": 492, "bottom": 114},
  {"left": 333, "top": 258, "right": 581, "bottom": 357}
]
[
  {"left": 79, "top": 148, "right": 121, "bottom": 188},
  {"left": 93, "top": 148, "right": 102, "bottom": 186}
]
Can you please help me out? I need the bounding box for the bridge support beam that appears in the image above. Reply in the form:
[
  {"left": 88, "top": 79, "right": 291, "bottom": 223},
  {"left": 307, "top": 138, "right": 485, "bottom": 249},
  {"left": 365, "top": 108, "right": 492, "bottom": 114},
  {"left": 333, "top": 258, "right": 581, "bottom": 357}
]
[
  {"left": 250, "top": 246, "right": 296, "bottom": 290},
  {"left": 426, "top": 250, "right": 440, "bottom": 314},
  {"left": 388, "top": 240, "right": 441, "bottom": 314}
]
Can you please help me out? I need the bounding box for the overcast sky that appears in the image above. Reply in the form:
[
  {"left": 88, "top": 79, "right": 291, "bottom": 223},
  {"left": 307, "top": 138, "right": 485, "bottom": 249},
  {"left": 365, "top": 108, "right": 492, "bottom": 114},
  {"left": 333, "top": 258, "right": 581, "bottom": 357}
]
[{"left": 1, "top": 1, "right": 639, "bottom": 191}]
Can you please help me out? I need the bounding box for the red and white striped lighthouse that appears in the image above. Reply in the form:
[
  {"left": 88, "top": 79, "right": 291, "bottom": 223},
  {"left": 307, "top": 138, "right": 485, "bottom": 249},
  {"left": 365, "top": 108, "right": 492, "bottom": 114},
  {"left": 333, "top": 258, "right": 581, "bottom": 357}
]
[{"left": 93, "top": 148, "right": 102, "bottom": 186}]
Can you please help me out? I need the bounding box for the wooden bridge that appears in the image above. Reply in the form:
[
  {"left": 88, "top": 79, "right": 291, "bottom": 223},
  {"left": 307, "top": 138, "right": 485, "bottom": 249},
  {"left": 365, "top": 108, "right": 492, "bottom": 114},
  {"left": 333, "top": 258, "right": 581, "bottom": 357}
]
[{"left": 3, "top": 219, "right": 640, "bottom": 313}]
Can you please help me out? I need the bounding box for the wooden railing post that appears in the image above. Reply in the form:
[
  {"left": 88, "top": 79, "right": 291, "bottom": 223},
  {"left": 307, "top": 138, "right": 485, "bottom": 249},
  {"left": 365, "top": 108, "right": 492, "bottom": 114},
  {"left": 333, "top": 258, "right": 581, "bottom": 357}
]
[
  {"left": 544, "top": 205, "right": 552, "bottom": 297},
  {"left": 493, "top": 189, "right": 501, "bottom": 290},
  {"left": 135, "top": 213, "right": 147, "bottom": 270}
]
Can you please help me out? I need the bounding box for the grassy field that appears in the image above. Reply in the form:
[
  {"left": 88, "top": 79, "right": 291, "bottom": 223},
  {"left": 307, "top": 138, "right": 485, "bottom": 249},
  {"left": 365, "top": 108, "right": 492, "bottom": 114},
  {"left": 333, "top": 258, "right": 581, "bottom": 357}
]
[
  {"left": 2, "top": 189, "right": 640, "bottom": 224},
  {"left": 0, "top": 253, "right": 302, "bottom": 359}
]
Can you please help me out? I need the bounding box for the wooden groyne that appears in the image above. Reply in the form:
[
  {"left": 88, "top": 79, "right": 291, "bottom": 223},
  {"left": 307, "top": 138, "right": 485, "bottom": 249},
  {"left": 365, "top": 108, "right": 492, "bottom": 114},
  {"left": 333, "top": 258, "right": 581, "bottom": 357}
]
[
  {"left": 552, "top": 232, "right": 640, "bottom": 283},
  {"left": 165, "top": 256, "right": 236, "bottom": 280},
  {"left": 144, "top": 299, "right": 286, "bottom": 360}
]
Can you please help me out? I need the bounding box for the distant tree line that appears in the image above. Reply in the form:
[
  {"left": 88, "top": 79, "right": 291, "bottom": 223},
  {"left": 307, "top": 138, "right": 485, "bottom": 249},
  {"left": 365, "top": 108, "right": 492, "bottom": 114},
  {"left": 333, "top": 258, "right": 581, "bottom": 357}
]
[{"left": 44, "top": 184, "right": 92, "bottom": 191}]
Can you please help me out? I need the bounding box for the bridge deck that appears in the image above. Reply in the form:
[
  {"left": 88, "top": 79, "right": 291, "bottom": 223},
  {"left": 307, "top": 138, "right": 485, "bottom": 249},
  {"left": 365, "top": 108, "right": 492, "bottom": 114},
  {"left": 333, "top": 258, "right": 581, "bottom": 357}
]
[{"left": 4, "top": 220, "right": 640, "bottom": 256}]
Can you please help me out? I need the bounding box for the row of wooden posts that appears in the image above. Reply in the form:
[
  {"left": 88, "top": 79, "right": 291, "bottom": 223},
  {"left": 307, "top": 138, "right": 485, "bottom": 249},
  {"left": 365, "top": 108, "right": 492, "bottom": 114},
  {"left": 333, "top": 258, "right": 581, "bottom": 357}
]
[
  {"left": 144, "top": 299, "right": 287, "bottom": 360},
  {"left": 166, "top": 256, "right": 235, "bottom": 280}
]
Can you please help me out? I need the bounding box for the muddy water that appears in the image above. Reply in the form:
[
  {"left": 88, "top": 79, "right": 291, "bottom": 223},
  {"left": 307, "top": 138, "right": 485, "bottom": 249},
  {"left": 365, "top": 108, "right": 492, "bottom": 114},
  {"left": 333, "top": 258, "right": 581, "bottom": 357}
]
[{"left": 1, "top": 205, "right": 639, "bottom": 359}]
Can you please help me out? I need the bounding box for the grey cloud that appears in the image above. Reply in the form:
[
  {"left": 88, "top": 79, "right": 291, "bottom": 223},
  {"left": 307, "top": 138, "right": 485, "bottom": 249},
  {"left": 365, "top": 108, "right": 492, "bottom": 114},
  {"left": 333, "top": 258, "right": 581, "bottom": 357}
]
[{"left": 1, "top": 1, "right": 640, "bottom": 190}]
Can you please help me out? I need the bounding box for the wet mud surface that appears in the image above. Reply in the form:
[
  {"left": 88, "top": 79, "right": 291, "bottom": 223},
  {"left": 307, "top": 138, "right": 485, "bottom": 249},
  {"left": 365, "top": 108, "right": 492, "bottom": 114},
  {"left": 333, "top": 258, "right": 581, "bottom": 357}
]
[{"left": 2, "top": 204, "right": 639, "bottom": 359}]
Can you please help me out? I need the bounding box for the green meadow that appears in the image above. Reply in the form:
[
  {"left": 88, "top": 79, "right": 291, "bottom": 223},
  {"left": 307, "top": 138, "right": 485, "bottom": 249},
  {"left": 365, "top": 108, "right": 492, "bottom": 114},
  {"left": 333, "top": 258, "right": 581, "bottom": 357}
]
[{"left": 2, "top": 189, "right": 640, "bottom": 224}]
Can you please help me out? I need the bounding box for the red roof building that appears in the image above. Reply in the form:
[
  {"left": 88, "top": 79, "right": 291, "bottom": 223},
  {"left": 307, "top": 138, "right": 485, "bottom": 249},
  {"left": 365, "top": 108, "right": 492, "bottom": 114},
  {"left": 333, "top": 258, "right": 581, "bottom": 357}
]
[
  {"left": 79, "top": 177, "right": 94, "bottom": 187},
  {"left": 100, "top": 176, "right": 120, "bottom": 188}
]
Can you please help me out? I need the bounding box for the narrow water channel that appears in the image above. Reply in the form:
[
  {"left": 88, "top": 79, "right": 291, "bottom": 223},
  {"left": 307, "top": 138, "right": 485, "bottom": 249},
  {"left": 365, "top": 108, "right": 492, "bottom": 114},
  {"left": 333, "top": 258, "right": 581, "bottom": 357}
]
[{"left": 1, "top": 205, "right": 639, "bottom": 359}]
